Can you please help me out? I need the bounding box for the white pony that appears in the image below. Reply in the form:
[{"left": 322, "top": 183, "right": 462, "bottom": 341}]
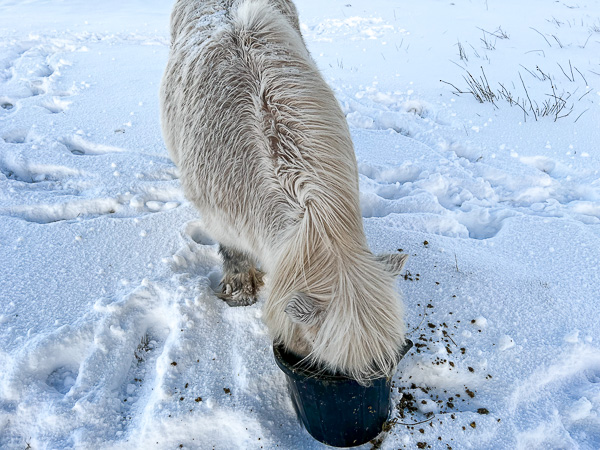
[{"left": 160, "top": 0, "right": 409, "bottom": 383}]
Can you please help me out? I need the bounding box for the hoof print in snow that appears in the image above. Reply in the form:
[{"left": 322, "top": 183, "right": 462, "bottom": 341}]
[
  {"left": 41, "top": 96, "right": 71, "bottom": 114},
  {"left": 185, "top": 221, "right": 216, "bottom": 246},
  {"left": 2, "top": 128, "right": 29, "bottom": 144},
  {"left": 46, "top": 366, "right": 79, "bottom": 395},
  {"left": 61, "top": 135, "right": 125, "bottom": 156}
]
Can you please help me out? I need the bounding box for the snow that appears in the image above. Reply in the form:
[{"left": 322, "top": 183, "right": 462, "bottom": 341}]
[{"left": 1, "top": 0, "right": 599, "bottom": 449}]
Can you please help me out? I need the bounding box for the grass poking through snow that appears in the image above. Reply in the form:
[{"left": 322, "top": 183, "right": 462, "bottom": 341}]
[{"left": 441, "top": 66, "right": 576, "bottom": 122}]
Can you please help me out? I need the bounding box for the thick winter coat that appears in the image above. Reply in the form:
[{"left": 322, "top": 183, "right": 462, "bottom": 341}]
[{"left": 160, "top": 0, "right": 408, "bottom": 382}]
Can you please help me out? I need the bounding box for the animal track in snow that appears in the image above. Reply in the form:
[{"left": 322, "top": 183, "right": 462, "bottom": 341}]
[
  {"left": 128, "top": 184, "right": 184, "bottom": 215},
  {"left": 1, "top": 128, "right": 30, "bottom": 144},
  {"left": 1, "top": 139, "right": 183, "bottom": 224},
  {"left": 0, "top": 46, "right": 27, "bottom": 82},
  {"left": 359, "top": 158, "right": 511, "bottom": 239},
  {"left": 0, "top": 40, "right": 77, "bottom": 118},
  {"left": 358, "top": 135, "right": 600, "bottom": 239},
  {"left": 337, "top": 87, "right": 443, "bottom": 138},
  {"left": 40, "top": 96, "right": 72, "bottom": 113},
  {"left": 168, "top": 220, "right": 221, "bottom": 290},
  {"left": 509, "top": 343, "right": 600, "bottom": 446},
  {"left": 185, "top": 220, "right": 217, "bottom": 246},
  {"left": 2, "top": 187, "right": 183, "bottom": 224},
  {"left": 0, "top": 159, "right": 81, "bottom": 186},
  {"left": 1, "top": 281, "right": 179, "bottom": 447},
  {"left": 5, "top": 46, "right": 55, "bottom": 97},
  {"left": 115, "top": 330, "right": 167, "bottom": 429},
  {"left": 70, "top": 283, "right": 173, "bottom": 401},
  {"left": 135, "top": 167, "right": 178, "bottom": 182},
  {"left": 3, "top": 197, "right": 122, "bottom": 224},
  {"left": 61, "top": 135, "right": 125, "bottom": 156},
  {"left": 2, "top": 322, "right": 96, "bottom": 402},
  {"left": 0, "top": 98, "right": 15, "bottom": 111},
  {"left": 1, "top": 148, "right": 80, "bottom": 181},
  {"left": 358, "top": 161, "right": 423, "bottom": 186},
  {"left": 46, "top": 366, "right": 80, "bottom": 396},
  {"left": 345, "top": 82, "right": 600, "bottom": 238}
]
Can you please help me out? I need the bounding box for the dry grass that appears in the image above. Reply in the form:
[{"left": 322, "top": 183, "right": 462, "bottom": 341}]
[{"left": 441, "top": 66, "right": 575, "bottom": 122}]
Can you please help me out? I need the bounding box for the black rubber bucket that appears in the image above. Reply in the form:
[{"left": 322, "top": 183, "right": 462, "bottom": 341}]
[{"left": 273, "top": 339, "right": 413, "bottom": 448}]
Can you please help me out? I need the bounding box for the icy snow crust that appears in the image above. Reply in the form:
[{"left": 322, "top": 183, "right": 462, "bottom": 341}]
[{"left": 1, "top": 0, "right": 599, "bottom": 448}]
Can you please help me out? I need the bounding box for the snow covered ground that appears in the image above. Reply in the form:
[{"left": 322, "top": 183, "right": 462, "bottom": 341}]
[{"left": 1, "top": 0, "right": 599, "bottom": 448}]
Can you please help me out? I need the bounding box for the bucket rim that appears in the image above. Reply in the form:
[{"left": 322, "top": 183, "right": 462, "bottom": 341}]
[{"left": 273, "top": 339, "right": 413, "bottom": 383}]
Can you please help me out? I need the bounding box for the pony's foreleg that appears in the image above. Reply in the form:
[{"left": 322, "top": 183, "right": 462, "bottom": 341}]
[{"left": 217, "top": 244, "right": 264, "bottom": 307}]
